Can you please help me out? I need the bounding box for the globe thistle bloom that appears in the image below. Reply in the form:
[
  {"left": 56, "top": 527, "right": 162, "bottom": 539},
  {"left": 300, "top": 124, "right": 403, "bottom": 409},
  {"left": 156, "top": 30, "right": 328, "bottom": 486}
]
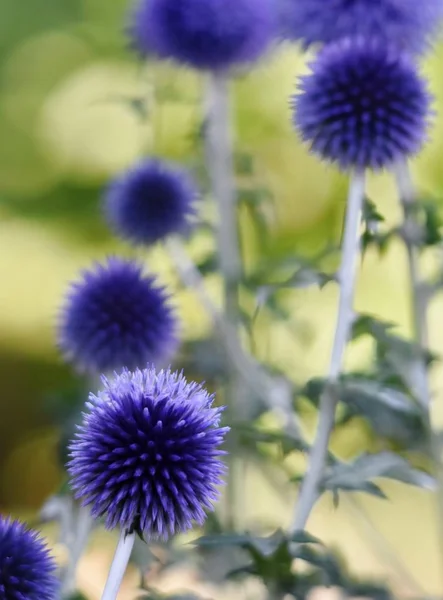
[
  {"left": 129, "top": 0, "right": 276, "bottom": 71},
  {"left": 292, "top": 37, "right": 431, "bottom": 171},
  {"left": 58, "top": 258, "right": 178, "bottom": 373},
  {"left": 68, "top": 366, "right": 229, "bottom": 539},
  {"left": 0, "top": 517, "right": 58, "bottom": 600},
  {"left": 279, "top": 0, "right": 443, "bottom": 54},
  {"left": 105, "top": 159, "right": 198, "bottom": 246}
]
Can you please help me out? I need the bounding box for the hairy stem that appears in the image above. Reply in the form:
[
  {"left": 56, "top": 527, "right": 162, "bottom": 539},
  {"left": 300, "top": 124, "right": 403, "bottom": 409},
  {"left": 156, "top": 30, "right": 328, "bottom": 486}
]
[
  {"left": 101, "top": 529, "right": 135, "bottom": 600},
  {"left": 292, "top": 170, "right": 366, "bottom": 532},
  {"left": 205, "top": 71, "right": 244, "bottom": 529}
]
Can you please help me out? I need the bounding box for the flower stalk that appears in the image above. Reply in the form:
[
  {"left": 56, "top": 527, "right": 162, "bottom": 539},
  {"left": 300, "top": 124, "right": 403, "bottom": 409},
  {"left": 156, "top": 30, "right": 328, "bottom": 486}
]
[
  {"left": 393, "top": 159, "right": 443, "bottom": 567},
  {"left": 205, "top": 70, "right": 244, "bottom": 529},
  {"left": 101, "top": 529, "right": 135, "bottom": 600},
  {"left": 393, "top": 159, "right": 430, "bottom": 406},
  {"left": 61, "top": 505, "right": 93, "bottom": 598},
  {"left": 292, "top": 170, "right": 366, "bottom": 531}
]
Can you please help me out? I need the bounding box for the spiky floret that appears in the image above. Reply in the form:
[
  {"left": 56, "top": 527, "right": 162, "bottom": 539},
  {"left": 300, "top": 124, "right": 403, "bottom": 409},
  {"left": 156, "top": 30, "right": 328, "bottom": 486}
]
[
  {"left": 279, "top": 0, "right": 443, "bottom": 55},
  {"left": 68, "top": 367, "right": 229, "bottom": 539},
  {"left": 58, "top": 258, "right": 178, "bottom": 373},
  {"left": 0, "top": 517, "right": 58, "bottom": 600},
  {"left": 105, "top": 159, "right": 198, "bottom": 246},
  {"left": 129, "top": 0, "right": 276, "bottom": 70},
  {"left": 292, "top": 37, "right": 431, "bottom": 170}
]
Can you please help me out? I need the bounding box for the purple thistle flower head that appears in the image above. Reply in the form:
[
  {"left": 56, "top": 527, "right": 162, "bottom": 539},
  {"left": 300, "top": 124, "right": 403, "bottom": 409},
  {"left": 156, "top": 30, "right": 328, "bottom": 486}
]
[
  {"left": 279, "top": 0, "right": 443, "bottom": 54},
  {"left": 68, "top": 366, "right": 229, "bottom": 539},
  {"left": 129, "top": 0, "right": 276, "bottom": 71},
  {"left": 105, "top": 159, "right": 198, "bottom": 247},
  {"left": 58, "top": 258, "right": 178, "bottom": 374},
  {"left": 292, "top": 37, "right": 432, "bottom": 171},
  {"left": 0, "top": 517, "right": 58, "bottom": 600}
]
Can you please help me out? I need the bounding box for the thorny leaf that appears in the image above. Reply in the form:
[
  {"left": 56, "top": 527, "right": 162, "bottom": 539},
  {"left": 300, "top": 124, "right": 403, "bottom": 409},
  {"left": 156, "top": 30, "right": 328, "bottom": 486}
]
[
  {"left": 234, "top": 151, "right": 255, "bottom": 175},
  {"left": 321, "top": 451, "right": 434, "bottom": 501},
  {"left": 302, "top": 375, "right": 427, "bottom": 448},
  {"left": 236, "top": 423, "right": 309, "bottom": 457}
]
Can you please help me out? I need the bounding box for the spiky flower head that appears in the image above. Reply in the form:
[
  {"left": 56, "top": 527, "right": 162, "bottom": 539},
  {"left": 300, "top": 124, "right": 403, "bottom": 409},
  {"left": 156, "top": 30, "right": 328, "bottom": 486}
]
[
  {"left": 0, "top": 517, "right": 58, "bottom": 600},
  {"left": 105, "top": 159, "right": 198, "bottom": 246},
  {"left": 292, "top": 37, "right": 431, "bottom": 171},
  {"left": 129, "top": 0, "right": 276, "bottom": 71},
  {"left": 68, "top": 366, "right": 229, "bottom": 539},
  {"left": 58, "top": 258, "right": 178, "bottom": 374},
  {"left": 279, "top": 0, "right": 443, "bottom": 54}
]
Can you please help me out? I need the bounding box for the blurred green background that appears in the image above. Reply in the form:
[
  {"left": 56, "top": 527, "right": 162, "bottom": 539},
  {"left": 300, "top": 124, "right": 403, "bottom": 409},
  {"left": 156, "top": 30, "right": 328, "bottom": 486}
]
[{"left": 3, "top": 0, "right": 443, "bottom": 597}]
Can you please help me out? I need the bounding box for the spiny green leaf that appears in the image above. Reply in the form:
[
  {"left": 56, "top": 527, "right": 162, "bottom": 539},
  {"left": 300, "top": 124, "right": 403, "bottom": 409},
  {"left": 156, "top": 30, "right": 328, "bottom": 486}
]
[
  {"left": 194, "top": 254, "right": 218, "bottom": 276},
  {"left": 321, "top": 452, "right": 434, "bottom": 500},
  {"left": 237, "top": 424, "right": 308, "bottom": 456},
  {"left": 238, "top": 187, "right": 273, "bottom": 207},
  {"left": 234, "top": 152, "right": 255, "bottom": 175},
  {"left": 290, "top": 531, "right": 323, "bottom": 545},
  {"left": 301, "top": 375, "right": 427, "bottom": 447},
  {"left": 294, "top": 546, "right": 344, "bottom": 586},
  {"left": 192, "top": 533, "right": 252, "bottom": 548},
  {"left": 421, "top": 201, "right": 443, "bottom": 246},
  {"left": 345, "top": 580, "right": 393, "bottom": 600},
  {"left": 362, "top": 198, "right": 385, "bottom": 224}
]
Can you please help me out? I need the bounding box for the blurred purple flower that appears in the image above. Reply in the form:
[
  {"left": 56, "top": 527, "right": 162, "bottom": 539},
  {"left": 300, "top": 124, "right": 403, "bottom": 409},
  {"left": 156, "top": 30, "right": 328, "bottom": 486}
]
[
  {"left": 279, "top": 0, "right": 443, "bottom": 54},
  {"left": 292, "top": 37, "right": 431, "bottom": 170},
  {"left": 129, "top": 0, "right": 276, "bottom": 70},
  {"left": 68, "top": 366, "right": 229, "bottom": 539},
  {"left": 0, "top": 517, "right": 58, "bottom": 600},
  {"left": 105, "top": 159, "right": 198, "bottom": 246},
  {"left": 58, "top": 258, "right": 178, "bottom": 374}
]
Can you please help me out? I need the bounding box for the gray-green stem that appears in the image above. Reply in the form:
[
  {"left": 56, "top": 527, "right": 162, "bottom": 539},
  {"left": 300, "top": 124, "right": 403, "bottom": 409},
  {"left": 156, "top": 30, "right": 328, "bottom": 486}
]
[
  {"left": 167, "top": 238, "right": 425, "bottom": 588},
  {"left": 100, "top": 529, "right": 135, "bottom": 600},
  {"left": 205, "top": 70, "right": 244, "bottom": 529},
  {"left": 292, "top": 170, "right": 366, "bottom": 532},
  {"left": 393, "top": 160, "right": 430, "bottom": 406},
  {"left": 393, "top": 159, "right": 443, "bottom": 571},
  {"left": 60, "top": 502, "right": 93, "bottom": 597}
]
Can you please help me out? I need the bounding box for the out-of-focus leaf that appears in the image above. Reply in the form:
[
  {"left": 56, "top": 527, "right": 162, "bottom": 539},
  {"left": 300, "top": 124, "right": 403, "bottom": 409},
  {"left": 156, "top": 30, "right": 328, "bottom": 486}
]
[
  {"left": 324, "top": 478, "right": 388, "bottom": 501},
  {"left": 290, "top": 531, "right": 323, "bottom": 545},
  {"left": 301, "top": 375, "right": 427, "bottom": 447},
  {"left": 351, "top": 314, "right": 394, "bottom": 342},
  {"left": 294, "top": 546, "right": 344, "bottom": 587},
  {"left": 192, "top": 533, "right": 253, "bottom": 548},
  {"left": 43, "top": 385, "right": 89, "bottom": 468},
  {"left": 284, "top": 266, "right": 335, "bottom": 289},
  {"left": 195, "top": 529, "right": 318, "bottom": 588},
  {"left": 234, "top": 151, "right": 255, "bottom": 175},
  {"left": 178, "top": 338, "right": 229, "bottom": 381},
  {"left": 194, "top": 254, "right": 218, "bottom": 276},
  {"left": 67, "top": 594, "right": 90, "bottom": 600},
  {"left": 238, "top": 187, "right": 273, "bottom": 207},
  {"left": 237, "top": 423, "right": 309, "bottom": 457},
  {"left": 421, "top": 201, "right": 443, "bottom": 246},
  {"left": 361, "top": 198, "right": 394, "bottom": 255},
  {"left": 138, "top": 590, "right": 207, "bottom": 600},
  {"left": 321, "top": 452, "right": 434, "bottom": 500},
  {"left": 362, "top": 198, "right": 385, "bottom": 225},
  {"left": 345, "top": 581, "right": 394, "bottom": 600},
  {"left": 352, "top": 314, "right": 435, "bottom": 366}
]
